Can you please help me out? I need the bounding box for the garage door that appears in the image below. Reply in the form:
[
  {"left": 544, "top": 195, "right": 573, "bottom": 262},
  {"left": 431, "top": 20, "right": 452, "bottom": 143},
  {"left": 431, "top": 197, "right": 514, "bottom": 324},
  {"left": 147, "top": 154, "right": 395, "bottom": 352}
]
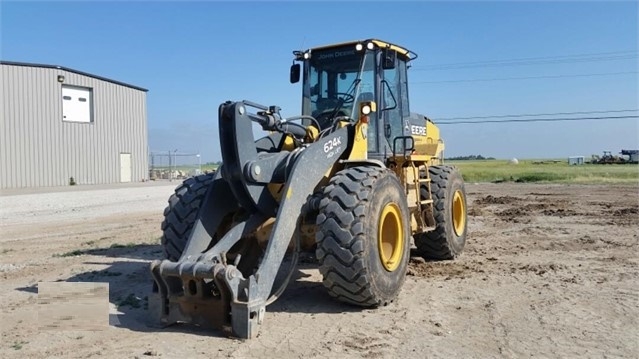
[{"left": 62, "top": 86, "right": 92, "bottom": 123}]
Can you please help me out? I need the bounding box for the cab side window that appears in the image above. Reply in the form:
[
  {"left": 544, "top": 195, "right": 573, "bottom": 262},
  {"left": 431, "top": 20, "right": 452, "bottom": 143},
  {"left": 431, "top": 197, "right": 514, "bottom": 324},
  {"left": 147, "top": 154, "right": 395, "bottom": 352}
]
[{"left": 382, "top": 59, "right": 404, "bottom": 153}]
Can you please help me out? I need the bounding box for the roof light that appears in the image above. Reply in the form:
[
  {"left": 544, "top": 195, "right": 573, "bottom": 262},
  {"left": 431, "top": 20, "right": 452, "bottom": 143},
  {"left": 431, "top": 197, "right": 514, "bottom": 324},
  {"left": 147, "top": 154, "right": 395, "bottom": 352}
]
[
  {"left": 293, "top": 50, "right": 304, "bottom": 61},
  {"left": 359, "top": 101, "right": 377, "bottom": 117},
  {"left": 355, "top": 43, "right": 364, "bottom": 51},
  {"left": 303, "top": 52, "right": 311, "bottom": 59},
  {"left": 366, "top": 42, "right": 375, "bottom": 50},
  {"left": 361, "top": 105, "right": 371, "bottom": 115}
]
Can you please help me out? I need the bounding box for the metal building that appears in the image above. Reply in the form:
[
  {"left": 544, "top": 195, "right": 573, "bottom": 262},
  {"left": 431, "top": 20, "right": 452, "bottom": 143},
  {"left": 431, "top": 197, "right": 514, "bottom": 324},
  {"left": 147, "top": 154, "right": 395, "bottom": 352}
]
[
  {"left": 1, "top": 61, "right": 148, "bottom": 189},
  {"left": 620, "top": 149, "right": 638, "bottom": 163},
  {"left": 568, "top": 156, "right": 585, "bottom": 165}
]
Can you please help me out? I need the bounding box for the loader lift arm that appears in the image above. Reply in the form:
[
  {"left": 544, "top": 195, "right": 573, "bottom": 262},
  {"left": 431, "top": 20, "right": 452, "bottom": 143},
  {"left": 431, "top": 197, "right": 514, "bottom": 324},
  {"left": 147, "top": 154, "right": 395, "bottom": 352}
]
[{"left": 150, "top": 100, "right": 350, "bottom": 338}]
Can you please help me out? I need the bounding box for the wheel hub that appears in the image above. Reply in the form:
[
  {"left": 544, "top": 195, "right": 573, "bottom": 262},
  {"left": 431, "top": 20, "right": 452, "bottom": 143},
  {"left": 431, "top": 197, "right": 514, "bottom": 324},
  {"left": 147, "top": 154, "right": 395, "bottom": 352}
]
[
  {"left": 378, "top": 203, "right": 403, "bottom": 272},
  {"left": 452, "top": 190, "right": 466, "bottom": 236}
]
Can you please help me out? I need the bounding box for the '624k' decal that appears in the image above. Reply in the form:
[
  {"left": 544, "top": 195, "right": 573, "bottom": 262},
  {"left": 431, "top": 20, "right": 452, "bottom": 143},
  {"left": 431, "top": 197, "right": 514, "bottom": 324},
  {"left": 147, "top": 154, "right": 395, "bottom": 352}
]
[{"left": 324, "top": 136, "right": 342, "bottom": 159}]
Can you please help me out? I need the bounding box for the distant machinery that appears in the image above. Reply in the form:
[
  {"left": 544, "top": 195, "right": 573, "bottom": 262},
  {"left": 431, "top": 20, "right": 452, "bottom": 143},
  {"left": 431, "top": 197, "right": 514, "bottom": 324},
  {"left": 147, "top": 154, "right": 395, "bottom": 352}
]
[
  {"left": 620, "top": 149, "right": 639, "bottom": 164},
  {"left": 591, "top": 150, "right": 639, "bottom": 164}
]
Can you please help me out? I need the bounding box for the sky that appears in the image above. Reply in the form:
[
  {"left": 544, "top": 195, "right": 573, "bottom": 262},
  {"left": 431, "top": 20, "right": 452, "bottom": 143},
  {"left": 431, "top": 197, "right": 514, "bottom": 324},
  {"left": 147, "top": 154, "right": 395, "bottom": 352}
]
[{"left": 1, "top": 1, "right": 638, "bottom": 161}]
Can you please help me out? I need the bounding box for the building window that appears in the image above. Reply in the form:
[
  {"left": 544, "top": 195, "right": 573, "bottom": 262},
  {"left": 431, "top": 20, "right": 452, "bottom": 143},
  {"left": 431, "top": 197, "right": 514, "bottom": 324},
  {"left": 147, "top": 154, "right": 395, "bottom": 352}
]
[{"left": 62, "top": 85, "right": 93, "bottom": 123}]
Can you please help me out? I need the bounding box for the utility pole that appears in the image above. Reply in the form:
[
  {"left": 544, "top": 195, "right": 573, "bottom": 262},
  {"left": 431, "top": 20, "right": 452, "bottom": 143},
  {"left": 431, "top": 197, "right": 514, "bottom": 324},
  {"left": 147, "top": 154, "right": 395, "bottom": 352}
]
[
  {"left": 196, "top": 153, "right": 201, "bottom": 175},
  {"left": 171, "top": 149, "right": 178, "bottom": 181}
]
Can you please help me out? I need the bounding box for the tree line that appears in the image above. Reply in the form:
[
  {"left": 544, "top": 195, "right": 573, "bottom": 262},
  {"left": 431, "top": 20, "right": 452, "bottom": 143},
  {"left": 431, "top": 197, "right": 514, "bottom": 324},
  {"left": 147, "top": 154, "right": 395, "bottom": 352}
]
[{"left": 445, "top": 155, "right": 496, "bottom": 161}]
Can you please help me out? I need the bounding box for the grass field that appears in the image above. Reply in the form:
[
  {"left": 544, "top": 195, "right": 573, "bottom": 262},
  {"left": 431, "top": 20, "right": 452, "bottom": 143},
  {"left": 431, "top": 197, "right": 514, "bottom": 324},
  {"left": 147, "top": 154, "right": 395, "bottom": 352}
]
[
  {"left": 172, "top": 161, "right": 637, "bottom": 184},
  {"left": 449, "top": 160, "right": 639, "bottom": 184}
]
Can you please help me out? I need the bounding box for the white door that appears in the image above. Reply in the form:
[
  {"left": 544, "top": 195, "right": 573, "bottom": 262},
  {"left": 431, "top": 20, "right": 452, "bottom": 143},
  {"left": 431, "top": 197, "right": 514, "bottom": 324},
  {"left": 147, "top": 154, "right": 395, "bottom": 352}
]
[{"left": 120, "top": 153, "right": 132, "bottom": 182}]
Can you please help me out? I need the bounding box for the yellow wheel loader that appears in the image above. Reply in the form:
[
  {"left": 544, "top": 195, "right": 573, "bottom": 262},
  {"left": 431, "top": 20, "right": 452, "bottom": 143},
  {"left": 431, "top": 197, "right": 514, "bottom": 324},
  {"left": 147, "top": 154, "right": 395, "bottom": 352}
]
[{"left": 150, "top": 39, "right": 468, "bottom": 338}]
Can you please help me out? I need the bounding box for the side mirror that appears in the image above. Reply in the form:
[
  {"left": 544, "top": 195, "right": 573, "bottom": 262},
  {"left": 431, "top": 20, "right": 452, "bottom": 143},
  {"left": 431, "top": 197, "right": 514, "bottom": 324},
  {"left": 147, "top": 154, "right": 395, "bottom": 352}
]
[
  {"left": 290, "top": 63, "right": 300, "bottom": 83},
  {"left": 382, "top": 49, "right": 396, "bottom": 70}
]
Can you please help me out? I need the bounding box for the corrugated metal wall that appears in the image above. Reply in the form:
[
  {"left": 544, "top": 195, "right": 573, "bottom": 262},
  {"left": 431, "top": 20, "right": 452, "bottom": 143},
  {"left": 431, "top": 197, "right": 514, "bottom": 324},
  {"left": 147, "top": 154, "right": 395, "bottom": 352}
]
[{"left": 1, "top": 64, "right": 148, "bottom": 188}]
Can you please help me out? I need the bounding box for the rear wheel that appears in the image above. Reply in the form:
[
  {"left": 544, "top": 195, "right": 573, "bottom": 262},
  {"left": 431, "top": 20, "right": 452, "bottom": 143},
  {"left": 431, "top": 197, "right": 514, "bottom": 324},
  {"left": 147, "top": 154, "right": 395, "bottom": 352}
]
[
  {"left": 161, "top": 173, "right": 215, "bottom": 261},
  {"left": 316, "top": 166, "right": 411, "bottom": 306},
  {"left": 415, "top": 165, "right": 467, "bottom": 260}
]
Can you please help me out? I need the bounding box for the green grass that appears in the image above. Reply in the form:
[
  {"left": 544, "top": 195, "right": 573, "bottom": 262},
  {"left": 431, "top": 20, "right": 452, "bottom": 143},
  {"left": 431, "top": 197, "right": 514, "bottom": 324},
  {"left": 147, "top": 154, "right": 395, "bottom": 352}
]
[
  {"left": 449, "top": 160, "right": 639, "bottom": 184},
  {"left": 11, "top": 340, "right": 28, "bottom": 350},
  {"left": 170, "top": 161, "right": 636, "bottom": 183}
]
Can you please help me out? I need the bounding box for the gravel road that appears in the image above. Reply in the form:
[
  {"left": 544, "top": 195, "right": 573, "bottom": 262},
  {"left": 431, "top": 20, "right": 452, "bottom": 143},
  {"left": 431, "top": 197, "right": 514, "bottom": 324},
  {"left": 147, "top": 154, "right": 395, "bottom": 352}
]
[{"left": 0, "top": 184, "right": 176, "bottom": 227}]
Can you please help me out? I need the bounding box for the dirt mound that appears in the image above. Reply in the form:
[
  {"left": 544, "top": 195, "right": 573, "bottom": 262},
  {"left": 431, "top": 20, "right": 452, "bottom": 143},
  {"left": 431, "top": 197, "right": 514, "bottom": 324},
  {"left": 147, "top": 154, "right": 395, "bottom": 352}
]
[
  {"left": 542, "top": 208, "right": 578, "bottom": 217},
  {"left": 612, "top": 207, "right": 638, "bottom": 216},
  {"left": 513, "top": 263, "right": 565, "bottom": 276},
  {"left": 497, "top": 208, "right": 528, "bottom": 217},
  {"left": 407, "top": 257, "right": 471, "bottom": 279},
  {"left": 600, "top": 206, "right": 639, "bottom": 225},
  {"left": 474, "top": 195, "right": 521, "bottom": 205},
  {"left": 496, "top": 208, "right": 532, "bottom": 222},
  {"left": 494, "top": 201, "right": 578, "bottom": 220},
  {"left": 523, "top": 203, "right": 550, "bottom": 211},
  {"left": 468, "top": 207, "right": 484, "bottom": 216}
]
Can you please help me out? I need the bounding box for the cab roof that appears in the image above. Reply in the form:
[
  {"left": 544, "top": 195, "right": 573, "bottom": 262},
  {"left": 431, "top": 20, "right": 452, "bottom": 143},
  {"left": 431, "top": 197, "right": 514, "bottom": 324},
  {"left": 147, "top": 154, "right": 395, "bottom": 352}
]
[{"left": 307, "top": 39, "right": 417, "bottom": 61}]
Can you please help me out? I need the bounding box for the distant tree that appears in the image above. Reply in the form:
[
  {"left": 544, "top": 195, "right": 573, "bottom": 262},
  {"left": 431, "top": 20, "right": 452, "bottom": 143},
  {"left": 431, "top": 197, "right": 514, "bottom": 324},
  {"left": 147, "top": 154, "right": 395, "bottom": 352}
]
[{"left": 446, "top": 155, "right": 495, "bottom": 161}]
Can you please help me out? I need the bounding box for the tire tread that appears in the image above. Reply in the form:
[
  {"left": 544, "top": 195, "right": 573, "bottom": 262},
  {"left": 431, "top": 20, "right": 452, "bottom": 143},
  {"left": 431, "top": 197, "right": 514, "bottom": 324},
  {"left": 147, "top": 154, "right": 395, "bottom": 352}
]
[
  {"left": 161, "top": 173, "right": 215, "bottom": 260},
  {"left": 415, "top": 165, "right": 466, "bottom": 260},
  {"left": 316, "top": 166, "right": 405, "bottom": 307}
]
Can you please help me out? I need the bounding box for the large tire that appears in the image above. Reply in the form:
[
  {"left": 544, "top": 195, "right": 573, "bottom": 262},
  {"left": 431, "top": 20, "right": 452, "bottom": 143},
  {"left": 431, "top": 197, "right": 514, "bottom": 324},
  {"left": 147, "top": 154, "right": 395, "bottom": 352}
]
[
  {"left": 315, "top": 166, "right": 411, "bottom": 307},
  {"left": 415, "top": 165, "right": 467, "bottom": 260},
  {"left": 161, "top": 173, "right": 215, "bottom": 261}
]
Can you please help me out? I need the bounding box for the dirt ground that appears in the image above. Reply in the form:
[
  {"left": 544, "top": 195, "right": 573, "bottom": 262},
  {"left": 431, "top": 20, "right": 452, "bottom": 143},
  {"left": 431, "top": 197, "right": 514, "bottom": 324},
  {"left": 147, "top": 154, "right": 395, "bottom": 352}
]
[{"left": 1, "top": 182, "right": 637, "bottom": 358}]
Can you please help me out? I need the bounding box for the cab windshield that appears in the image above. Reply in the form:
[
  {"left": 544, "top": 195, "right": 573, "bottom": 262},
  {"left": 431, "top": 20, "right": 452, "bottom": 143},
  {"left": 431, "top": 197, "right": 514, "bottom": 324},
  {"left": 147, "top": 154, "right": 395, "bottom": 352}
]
[{"left": 302, "top": 46, "right": 376, "bottom": 131}]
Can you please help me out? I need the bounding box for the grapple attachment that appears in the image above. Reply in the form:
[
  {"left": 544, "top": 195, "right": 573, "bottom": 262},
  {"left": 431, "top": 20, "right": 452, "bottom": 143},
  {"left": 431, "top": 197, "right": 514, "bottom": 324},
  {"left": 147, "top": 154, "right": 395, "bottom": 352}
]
[{"left": 149, "top": 101, "right": 349, "bottom": 338}]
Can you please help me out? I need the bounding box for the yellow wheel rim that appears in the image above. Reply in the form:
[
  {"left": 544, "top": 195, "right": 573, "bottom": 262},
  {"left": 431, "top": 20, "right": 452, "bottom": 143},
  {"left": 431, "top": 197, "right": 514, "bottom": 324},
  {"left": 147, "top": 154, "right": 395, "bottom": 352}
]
[
  {"left": 452, "top": 190, "right": 466, "bottom": 236},
  {"left": 378, "top": 203, "right": 404, "bottom": 272}
]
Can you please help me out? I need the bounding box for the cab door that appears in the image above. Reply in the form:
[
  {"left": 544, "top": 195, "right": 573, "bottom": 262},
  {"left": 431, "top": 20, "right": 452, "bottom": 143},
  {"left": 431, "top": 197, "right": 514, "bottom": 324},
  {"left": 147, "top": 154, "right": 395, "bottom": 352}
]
[{"left": 379, "top": 52, "right": 408, "bottom": 155}]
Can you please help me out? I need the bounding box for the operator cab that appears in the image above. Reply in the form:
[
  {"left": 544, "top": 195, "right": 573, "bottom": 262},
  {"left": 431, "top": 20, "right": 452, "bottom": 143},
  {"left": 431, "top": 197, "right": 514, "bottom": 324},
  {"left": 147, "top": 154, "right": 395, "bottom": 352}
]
[{"left": 291, "top": 39, "right": 418, "bottom": 159}]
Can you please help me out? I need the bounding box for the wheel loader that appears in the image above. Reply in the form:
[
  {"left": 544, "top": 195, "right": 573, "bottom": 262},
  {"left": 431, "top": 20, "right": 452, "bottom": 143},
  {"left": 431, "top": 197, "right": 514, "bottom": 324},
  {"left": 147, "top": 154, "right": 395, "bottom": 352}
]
[{"left": 150, "top": 39, "right": 468, "bottom": 339}]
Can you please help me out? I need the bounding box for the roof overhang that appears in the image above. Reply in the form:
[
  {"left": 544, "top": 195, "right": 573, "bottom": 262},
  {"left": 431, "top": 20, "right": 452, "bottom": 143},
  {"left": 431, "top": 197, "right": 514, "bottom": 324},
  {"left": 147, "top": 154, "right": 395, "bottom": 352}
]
[{"left": 0, "top": 60, "right": 148, "bottom": 92}]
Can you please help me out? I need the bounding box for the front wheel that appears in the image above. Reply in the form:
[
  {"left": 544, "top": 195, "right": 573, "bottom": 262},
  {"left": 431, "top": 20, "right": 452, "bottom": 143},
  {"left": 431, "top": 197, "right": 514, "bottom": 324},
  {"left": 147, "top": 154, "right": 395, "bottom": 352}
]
[
  {"left": 315, "top": 166, "right": 411, "bottom": 307},
  {"left": 160, "top": 173, "right": 215, "bottom": 261}
]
